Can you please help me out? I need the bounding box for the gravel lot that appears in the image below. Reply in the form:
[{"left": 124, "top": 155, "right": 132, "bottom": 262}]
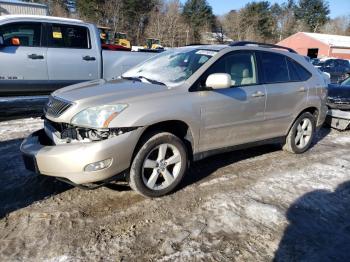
[{"left": 0, "top": 116, "right": 349, "bottom": 261}]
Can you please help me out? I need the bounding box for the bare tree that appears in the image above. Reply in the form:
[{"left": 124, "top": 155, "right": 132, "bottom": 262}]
[
  {"left": 221, "top": 10, "right": 242, "bottom": 41},
  {"left": 50, "top": 1, "right": 69, "bottom": 17},
  {"left": 145, "top": 0, "right": 187, "bottom": 47},
  {"left": 321, "top": 15, "right": 350, "bottom": 36},
  {"left": 103, "top": 0, "right": 123, "bottom": 36}
]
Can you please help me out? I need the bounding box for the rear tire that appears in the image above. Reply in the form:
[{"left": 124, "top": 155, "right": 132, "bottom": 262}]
[
  {"left": 129, "top": 132, "right": 188, "bottom": 198},
  {"left": 283, "top": 112, "right": 316, "bottom": 154}
]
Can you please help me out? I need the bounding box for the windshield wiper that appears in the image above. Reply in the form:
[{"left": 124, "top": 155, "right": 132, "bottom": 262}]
[
  {"left": 122, "top": 75, "right": 166, "bottom": 86},
  {"left": 138, "top": 76, "right": 166, "bottom": 86},
  {"left": 121, "top": 76, "right": 142, "bottom": 82}
]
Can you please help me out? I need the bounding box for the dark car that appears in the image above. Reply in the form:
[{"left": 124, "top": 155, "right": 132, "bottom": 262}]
[
  {"left": 311, "top": 58, "right": 320, "bottom": 65},
  {"left": 319, "top": 59, "right": 350, "bottom": 83},
  {"left": 327, "top": 77, "right": 350, "bottom": 111}
]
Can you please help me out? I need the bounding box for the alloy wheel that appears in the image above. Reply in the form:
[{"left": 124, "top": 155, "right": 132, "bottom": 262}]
[
  {"left": 295, "top": 118, "right": 313, "bottom": 149},
  {"left": 142, "top": 143, "right": 182, "bottom": 190}
]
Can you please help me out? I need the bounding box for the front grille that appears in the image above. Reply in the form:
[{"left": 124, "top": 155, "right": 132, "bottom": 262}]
[
  {"left": 45, "top": 118, "right": 69, "bottom": 133},
  {"left": 44, "top": 119, "right": 78, "bottom": 140},
  {"left": 328, "top": 98, "right": 350, "bottom": 105},
  {"left": 44, "top": 96, "right": 72, "bottom": 118}
]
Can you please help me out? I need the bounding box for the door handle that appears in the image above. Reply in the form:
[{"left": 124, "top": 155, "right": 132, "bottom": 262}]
[
  {"left": 252, "top": 91, "right": 265, "bottom": 98},
  {"left": 298, "top": 87, "right": 307, "bottom": 92},
  {"left": 83, "top": 55, "right": 96, "bottom": 61},
  {"left": 28, "top": 54, "right": 44, "bottom": 60}
]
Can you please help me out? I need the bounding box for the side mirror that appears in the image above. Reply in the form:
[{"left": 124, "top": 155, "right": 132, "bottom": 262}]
[
  {"left": 11, "top": 37, "right": 20, "bottom": 46},
  {"left": 205, "top": 73, "right": 232, "bottom": 89}
]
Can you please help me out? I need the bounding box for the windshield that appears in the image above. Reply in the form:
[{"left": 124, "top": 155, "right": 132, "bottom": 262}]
[
  {"left": 341, "top": 77, "right": 350, "bottom": 86},
  {"left": 122, "top": 48, "right": 218, "bottom": 87}
]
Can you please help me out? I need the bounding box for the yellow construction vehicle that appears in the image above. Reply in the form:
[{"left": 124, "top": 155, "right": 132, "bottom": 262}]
[
  {"left": 144, "top": 38, "right": 163, "bottom": 50},
  {"left": 115, "top": 32, "right": 131, "bottom": 49}
]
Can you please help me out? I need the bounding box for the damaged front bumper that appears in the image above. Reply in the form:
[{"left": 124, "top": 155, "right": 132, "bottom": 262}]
[{"left": 20, "top": 123, "right": 144, "bottom": 184}]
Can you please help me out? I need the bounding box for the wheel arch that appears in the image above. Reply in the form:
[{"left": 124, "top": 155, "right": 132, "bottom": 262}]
[
  {"left": 287, "top": 106, "right": 319, "bottom": 135},
  {"left": 132, "top": 120, "right": 195, "bottom": 162}
]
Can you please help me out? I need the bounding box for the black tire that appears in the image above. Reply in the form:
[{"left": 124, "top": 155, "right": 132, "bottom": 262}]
[
  {"left": 129, "top": 132, "right": 188, "bottom": 198},
  {"left": 283, "top": 112, "right": 316, "bottom": 154}
]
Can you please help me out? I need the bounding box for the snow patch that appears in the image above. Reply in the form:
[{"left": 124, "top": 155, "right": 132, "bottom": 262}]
[
  {"left": 199, "top": 176, "right": 231, "bottom": 187},
  {"left": 245, "top": 201, "right": 284, "bottom": 226},
  {"left": 201, "top": 194, "right": 244, "bottom": 234},
  {"left": 0, "top": 117, "right": 43, "bottom": 141},
  {"left": 332, "top": 135, "right": 350, "bottom": 144},
  {"left": 44, "top": 255, "right": 71, "bottom": 262},
  {"left": 158, "top": 249, "right": 213, "bottom": 262}
]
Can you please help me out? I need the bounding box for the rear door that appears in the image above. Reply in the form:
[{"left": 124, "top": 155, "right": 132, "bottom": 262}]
[
  {"left": 46, "top": 23, "right": 100, "bottom": 89},
  {"left": 0, "top": 21, "right": 48, "bottom": 95},
  {"left": 257, "top": 51, "right": 311, "bottom": 138}
]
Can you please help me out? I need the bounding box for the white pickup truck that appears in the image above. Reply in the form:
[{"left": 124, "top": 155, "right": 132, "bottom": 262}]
[{"left": 0, "top": 15, "right": 157, "bottom": 95}]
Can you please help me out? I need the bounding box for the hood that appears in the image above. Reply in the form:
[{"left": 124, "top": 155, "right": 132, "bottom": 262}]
[
  {"left": 52, "top": 78, "right": 170, "bottom": 106},
  {"left": 328, "top": 84, "right": 350, "bottom": 99},
  {"left": 327, "top": 84, "right": 350, "bottom": 110}
]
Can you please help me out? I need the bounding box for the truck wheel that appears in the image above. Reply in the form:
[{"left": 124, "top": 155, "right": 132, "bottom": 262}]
[
  {"left": 129, "top": 132, "right": 188, "bottom": 198},
  {"left": 283, "top": 112, "right": 316, "bottom": 154}
]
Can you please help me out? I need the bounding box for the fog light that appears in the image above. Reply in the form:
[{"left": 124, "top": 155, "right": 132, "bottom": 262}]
[{"left": 84, "top": 158, "right": 112, "bottom": 172}]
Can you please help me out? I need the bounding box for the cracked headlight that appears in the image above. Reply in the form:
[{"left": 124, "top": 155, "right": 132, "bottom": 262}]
[{"left": 71, "top": 104, "right": 128, "bottom": 128}]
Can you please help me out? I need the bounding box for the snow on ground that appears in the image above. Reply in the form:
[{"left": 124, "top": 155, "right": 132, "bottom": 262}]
[
  {"left": 0, "top": 117, "right": 43, "bottom": 141},
  {"left": 0, "top": 118, "right": 349, "bottom": 261}
]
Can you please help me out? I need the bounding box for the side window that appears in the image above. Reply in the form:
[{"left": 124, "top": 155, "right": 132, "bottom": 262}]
[
  {"left": 290, "top": 59, "right": 312, "bottom": 81},
  {"left": 227, "top": 53, "right": 257, "bottom": 86},
  {"left": 48, "top": 24, "right": 90, "bottom": 49},
  {"left": 339, "top": 60, "right": 349, "bottom": 67},
  {"left": 260, "top": 52, "right": 289, "bottom": 83},
  {"left": 0, "top": 22, "right": 42, "bottom": 47},
  {"left": 286, "top": 59, "right": 300, "bottom": 81},
  {"left": 204, "top": 52, "right": 258, "bottom": 87}
]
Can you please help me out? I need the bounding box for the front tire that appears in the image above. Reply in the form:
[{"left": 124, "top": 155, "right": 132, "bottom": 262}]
[
  {"left": 283, "top": 112, "right": 316, "bottom": 154},
  {"left": 129, "top": 132, "right": 188, "bottom": 198}
]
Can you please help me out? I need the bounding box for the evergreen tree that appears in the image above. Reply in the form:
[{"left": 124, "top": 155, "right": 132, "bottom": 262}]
[
  {"left": 295, "top": 0, "right": 330, "bottom": 32},
  {"left": 76, "top": 0, "right": 104, "bottom": 22},
  {"left": 182, "top": 0, "right": 215, "bottom": 43},
  {"left": 121, "top": 0, "right": 158, "bottom": 43},
  {"left": 239, "top": 1, "right": 275, "bottom": 42}
]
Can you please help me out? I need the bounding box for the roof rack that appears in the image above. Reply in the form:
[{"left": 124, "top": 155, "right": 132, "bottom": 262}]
[
  {"left": 185, "top": 43, "right": 207, "bottom": 46},
  {"left": 229, "top": 41, "right": 297, "bottom": 53}
]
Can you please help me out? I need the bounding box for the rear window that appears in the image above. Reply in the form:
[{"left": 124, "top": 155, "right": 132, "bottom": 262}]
[
  {"left": 48, "top": 24, "right": 90, "bottom": 49},
  {"left": 338, "top": 60, "right": 350, "bottom": 67},
  {"left": 286, "top": 59, "right": 300, "bottom": 82},
  {"left": 287, "top": 59, "right": 312, "bottom": 81},
  {"left": 260, "top": 52, "right": 312, "bottom": 83},
  {"left": 260, "top": 52, "right": 289, "bottom": 83}
]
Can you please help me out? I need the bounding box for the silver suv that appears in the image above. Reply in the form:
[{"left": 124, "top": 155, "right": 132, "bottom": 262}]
[{"left": 21, "top": 42, "right": 328, "bottom": 197}]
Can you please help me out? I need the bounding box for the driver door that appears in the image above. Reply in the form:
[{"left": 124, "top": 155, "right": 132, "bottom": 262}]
[
  {"left": 0, "top": 22, "right": 48, "bottom": 95},
  {"left": 197, "top": 51, "right": 267, "bottom": 152}
]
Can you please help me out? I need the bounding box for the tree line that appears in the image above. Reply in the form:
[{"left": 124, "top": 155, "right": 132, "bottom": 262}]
[{"left": 27, "top": 0, "right": 350, "bottom": 46}]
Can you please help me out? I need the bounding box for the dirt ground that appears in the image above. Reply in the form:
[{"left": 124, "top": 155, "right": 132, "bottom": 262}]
[{"left": 0, "top": 116, "right": 350, "bottom": 262}]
